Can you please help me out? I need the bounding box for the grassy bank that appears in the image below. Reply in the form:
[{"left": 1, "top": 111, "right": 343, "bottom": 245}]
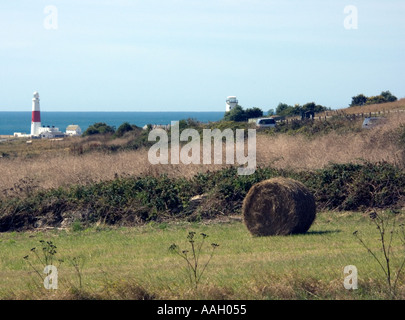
[
  {"left": 0, "top": 211, "right": 404, "bottom": 300},
  {"left": 2, "top": 110, "right": 405, "bottom": 196},
  {"left": 1, "top": 161, "right": 404, "bottom": 232}
]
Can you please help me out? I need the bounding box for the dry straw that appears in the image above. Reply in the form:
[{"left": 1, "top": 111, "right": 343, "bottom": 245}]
[{"left": 242, "top": 177, "right": 316, "bottom": 236}]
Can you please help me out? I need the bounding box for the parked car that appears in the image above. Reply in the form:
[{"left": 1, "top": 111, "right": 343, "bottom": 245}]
[
  {"left": 256, "top": 118, "right": 276, "bottom": 128},
  {"left": 362, "top": 117, "right": 387, "bottom": 129}
]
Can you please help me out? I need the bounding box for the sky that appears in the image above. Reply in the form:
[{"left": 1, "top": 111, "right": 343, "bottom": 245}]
[{"left": 0, "top": 0, "right": 404, "bottom": 112}]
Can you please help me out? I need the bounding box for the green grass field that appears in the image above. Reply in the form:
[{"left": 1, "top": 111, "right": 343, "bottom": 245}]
[{"left": 1, "top": 211, "right": 404, "bottom": 300}]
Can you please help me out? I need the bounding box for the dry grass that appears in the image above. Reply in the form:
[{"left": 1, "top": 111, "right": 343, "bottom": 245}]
[
  {"left": 0, "top": 149, "right": 230, "bottom": 197},
  {"left": 327, "top": 98, "right": 405, "bottom": 116},
  {"left": 257, "top": 112, "right": 405, "bottom": 170},
  {"left": 1, "top": 111, "right": 405, "bottom": 198}
]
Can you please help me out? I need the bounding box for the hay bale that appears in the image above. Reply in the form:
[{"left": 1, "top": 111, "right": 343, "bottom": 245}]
[{"left": 242, "top": 177, "right": 316, "bottom": 236}]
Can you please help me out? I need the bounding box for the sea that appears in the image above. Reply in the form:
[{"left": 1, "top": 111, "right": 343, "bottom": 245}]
[{"left": 0, "top": 112, "right": 225, "bottom": 135}]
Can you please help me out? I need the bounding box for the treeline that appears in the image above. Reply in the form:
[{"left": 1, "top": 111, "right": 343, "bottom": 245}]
[
  {"left": 82, "top": 122, "right": 141, "bottom": 138},
  {"left": 223, "top": 106, "right": 263, "bottom": 122},
  {"left": 224, "top": 90, "right": 399, "bottom": 121},
  {"left": 223, "top": 102, "right": 330, "bottom": 122},
  {"left": 350, "top": 91, "right": 397, "bottom": 107},
  {"left": 273, "top": 102, "right": 330, "bottom": 118},
  {"left": 82, "top": 90, "right": 398, "bottom": 135}
]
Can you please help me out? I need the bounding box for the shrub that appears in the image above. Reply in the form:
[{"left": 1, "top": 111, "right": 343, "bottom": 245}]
[
  {"left": 350, "top": 94, "right": 368, "bottom": 107},
  {"left": 223, "top": 105, "right": 248, "bottom": 122},
  {"left": 1, "top": 162, "right": 405, "bottom": 231},
  {"left": 223, "top": 106, "right": 264, "bottom": 122},
  {"left": 301, "top": 162, "right": 405, "bottom": 210},
  {"left": 351, "top": 91, "right": 398, "bottom": 107},
  {"left": 82, "top": 122, "right": 115, "bottom": 137},
  {"left": 114, "top": 122, "right": 134, "bottom": 138}
]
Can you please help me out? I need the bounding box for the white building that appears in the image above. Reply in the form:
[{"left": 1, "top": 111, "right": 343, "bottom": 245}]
[
  {"left": 226, "top": 96, "right": 238, "bottom": 112},
  {"left": 14, "top": 132, "right": 30, "bottom": 138},
  {"left": 15, "top": 126, "right": 65, "bottom": 139},
  {"left": 65, "top": 125, "right": 82, "bottom": 136},
  {"left": 38, "top": 126, "right": 65, "bottom": 139}
]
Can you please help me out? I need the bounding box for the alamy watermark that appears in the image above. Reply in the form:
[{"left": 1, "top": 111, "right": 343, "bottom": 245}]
[
  {"left": 343, "top": 265, "right": 358, "bottom": 290},
  {"left": 43, "top": 265, "right": 58, "bottom": 290},
  {"left": 148, "top": 121, "right": 257, "bottom": 175},
  {"left": 41, "top": 4, "right": 359, "bottom": 31},
  {"left": 344, "top": 5, "right": 358, "bottom": 30},
  {"left": 44, "top": 5, "right": 58, "bottom": 30}
]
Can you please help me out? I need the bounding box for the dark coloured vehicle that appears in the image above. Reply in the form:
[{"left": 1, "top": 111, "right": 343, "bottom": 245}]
[{"left": 362, "top": 117, "right": 387, "bottom": 129}]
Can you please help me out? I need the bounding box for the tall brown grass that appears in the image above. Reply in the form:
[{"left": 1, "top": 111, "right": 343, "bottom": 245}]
[
  {"left": 0, "top": 147, "right": 235, "bottom": 198},
  {"left": 326, "top": 98, "right": 405, "bottom": 116},
  {"left": 256, "top": 128, "right": 403, "bottom": 170},
  {"left": 1, "top": 112, "right": 405, "bottom": 198}
]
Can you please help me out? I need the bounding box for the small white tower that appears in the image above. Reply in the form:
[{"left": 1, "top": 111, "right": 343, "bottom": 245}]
[
  {"left": 31, "top": 92, "right": 41, "bottom": 136},
  {"left": 226, "top": 96, "right": 238, "bottom": 112}
]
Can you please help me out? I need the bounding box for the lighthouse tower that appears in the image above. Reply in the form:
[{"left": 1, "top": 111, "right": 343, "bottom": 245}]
[
  {"left": 226, "top": 96, "right": 238, "bottom": 112},
  {"left": 30, "top": 92, "right": 41, "bottom": 137}
]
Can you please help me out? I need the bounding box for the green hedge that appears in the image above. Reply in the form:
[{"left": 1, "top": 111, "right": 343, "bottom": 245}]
[{"left": 1, "top": 162, "right": 404, "bottom": 231}]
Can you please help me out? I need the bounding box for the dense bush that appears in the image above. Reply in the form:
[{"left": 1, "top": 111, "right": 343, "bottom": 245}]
[
  {"left": 350, "top": 91, "right": 398, "bottom": 107},
  {"left": 1, "top": 162, "right": 405, "bottom": 231},
  {"left": 275, "top": 102, "right": 329, "bottom": 117},
  {"left": 299, "top": 162, "right": 405, "bottom": 210},
  {"left": 223, "top": 106, "right": 263, "bottom": 122},
  {"left": 260, "top": 116, "right": 362, "bottom": 137},
  {"left": 114, "top": 122, "right": 135, "bottom": 138},
  {"left": 82, "top": 122, "right": 116, "bottom": 137}
]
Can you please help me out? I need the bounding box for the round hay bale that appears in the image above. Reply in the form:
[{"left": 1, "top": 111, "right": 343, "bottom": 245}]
[{"left": 242, "top": 177, "right": 316, "bottom": 236}]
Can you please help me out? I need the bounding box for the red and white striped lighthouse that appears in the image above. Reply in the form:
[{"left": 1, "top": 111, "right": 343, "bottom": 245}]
[{"left": 30, "top": 91, "right": 41, "bottom": 136}]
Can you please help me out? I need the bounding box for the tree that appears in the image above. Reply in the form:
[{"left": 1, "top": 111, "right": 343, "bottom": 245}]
[
  {"left": 223, "top": 105, "right": 246, "bottom": 122},
  {"left": 291, "top": 104, "right": 302, "bottom": 116},
  {"left": 315, "top": 104, "right": 330, "bottom": 113},
  {"left": 381, "top": 90, "right": 397, "bottom": 102},
  {"left": 365, "top": 95, "right": 386, "bottom": 105},
  {"left": 267, "top": 109, "right": 275, "bottom": 116},
  {"left": 350, "top": 94, "right": 368, "bottom": 107},
  {"left": 223, "top": 105, "right": 264, "bottom": 122},
  {"left": 302, "top": 102, "right": 329, "bottom": 114},
  {"left": 82, "top": 122, "right": 115, "bottom": 136},
  {"left": 115, "top": 122, "right": 133, "bottom": 138},
  {"left": 350, "top": 91, "right": 397, "bottom": 107},
  {"left": 276, "top": 103, "right": 292, "bottom": 116},
  {"left": 275, "top": 102, "right": 329, "bottom": 117},
  {"left": 302, "top": 102, "right": 316, "bottom": 113},
  {"left": 245, "top": 107, "right": 263, "bottom": 119}
]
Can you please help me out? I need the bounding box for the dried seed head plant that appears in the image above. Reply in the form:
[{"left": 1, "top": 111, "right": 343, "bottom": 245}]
[
  {"left": 353, "top": 210, "right": 405, "bottom": 298},
  {"left": 169, "top": 231, "right": 219, "bottom": 290}
]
